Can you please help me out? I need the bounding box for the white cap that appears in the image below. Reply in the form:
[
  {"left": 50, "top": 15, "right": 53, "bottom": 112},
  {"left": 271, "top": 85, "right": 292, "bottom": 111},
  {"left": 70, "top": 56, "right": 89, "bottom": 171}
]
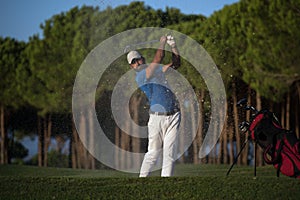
[{"left": 127, "top": 50, "right": 142, "bottom": 64}]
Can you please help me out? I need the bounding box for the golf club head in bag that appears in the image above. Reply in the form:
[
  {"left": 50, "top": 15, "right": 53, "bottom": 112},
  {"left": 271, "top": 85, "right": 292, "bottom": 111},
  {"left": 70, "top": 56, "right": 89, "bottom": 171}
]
[{"left": 248, "top": 109, "right": 300, "bottom": 178}]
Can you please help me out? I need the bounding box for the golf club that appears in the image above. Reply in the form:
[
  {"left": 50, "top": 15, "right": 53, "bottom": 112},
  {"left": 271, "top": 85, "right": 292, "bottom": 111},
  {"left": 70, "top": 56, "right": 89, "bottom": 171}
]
[
  {"left": 237, "top": 98, "right": 258, "bottom": 114},
  {"left": 226, "top": 98, "right": 260, "bottom": 177}
]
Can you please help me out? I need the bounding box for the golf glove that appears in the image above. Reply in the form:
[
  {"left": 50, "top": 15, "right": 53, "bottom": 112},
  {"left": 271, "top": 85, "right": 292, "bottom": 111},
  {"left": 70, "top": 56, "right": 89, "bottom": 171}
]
[{"left": 167, "top": 35, "right": 176, "bottom": 48}]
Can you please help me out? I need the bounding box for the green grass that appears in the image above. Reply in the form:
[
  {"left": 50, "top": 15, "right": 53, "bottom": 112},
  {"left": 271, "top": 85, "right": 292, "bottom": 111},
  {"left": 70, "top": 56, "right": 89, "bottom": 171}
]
[{"left": 0, "top": 164, "right": 299, "bottom": 199}]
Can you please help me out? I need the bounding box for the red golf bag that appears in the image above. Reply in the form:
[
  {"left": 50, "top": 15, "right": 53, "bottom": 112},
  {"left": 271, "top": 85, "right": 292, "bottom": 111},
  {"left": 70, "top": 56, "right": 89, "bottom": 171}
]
[{"left": 249, "top": 109, "right": 300, "bottom": 178}]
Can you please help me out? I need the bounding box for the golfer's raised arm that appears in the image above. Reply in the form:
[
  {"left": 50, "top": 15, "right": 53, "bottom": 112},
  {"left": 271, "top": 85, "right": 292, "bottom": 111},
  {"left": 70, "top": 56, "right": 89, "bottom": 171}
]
[
  {"left": 170, "top": 44, "right": 180, "bottom": 69},
  {"left": 163, "top": 35, "right": 180, "bottom": 72},
  {"left": 146, "top": 36, "right": 167, "bottom": 79}
]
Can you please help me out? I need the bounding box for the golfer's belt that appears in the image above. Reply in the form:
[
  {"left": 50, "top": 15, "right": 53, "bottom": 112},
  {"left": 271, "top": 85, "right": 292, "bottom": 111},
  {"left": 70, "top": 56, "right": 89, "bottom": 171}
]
[{"left": 149, "top": 109, "right": 180, "bottom": 116}]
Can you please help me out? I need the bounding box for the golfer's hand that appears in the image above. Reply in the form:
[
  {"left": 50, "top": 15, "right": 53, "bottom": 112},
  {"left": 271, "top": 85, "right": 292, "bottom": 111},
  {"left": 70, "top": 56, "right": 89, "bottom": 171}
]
[
  {"left": 167, "top": 35, "right": 176, "bottom": 48},
  {"left": 160, "top": 36, "right": 167, "bottom": 45}
]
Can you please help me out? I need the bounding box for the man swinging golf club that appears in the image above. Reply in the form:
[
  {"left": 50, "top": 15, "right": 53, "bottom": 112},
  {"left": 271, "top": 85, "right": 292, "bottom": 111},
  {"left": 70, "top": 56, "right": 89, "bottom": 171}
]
[{"left": 127, "top": 35, "right": 181, "bottom": 177}]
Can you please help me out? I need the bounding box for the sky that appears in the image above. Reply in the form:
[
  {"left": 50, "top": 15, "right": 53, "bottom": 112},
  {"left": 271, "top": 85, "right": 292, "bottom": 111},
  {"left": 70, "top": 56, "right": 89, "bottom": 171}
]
[{"left": 0, "top": 0, "right": 239, "bottom": 42}]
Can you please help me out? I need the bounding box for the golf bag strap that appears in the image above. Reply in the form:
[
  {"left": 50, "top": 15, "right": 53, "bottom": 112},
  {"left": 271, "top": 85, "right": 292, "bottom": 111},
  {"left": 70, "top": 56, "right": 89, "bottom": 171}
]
[
  {"left": 263, "top": 140, "right": 284, "bottom": 165},
  {"left": 262, "top": 142, "right": 283, "bottom": 177},
  {"left": 263, "top": 145, "right": 275, "bottom": 164}
]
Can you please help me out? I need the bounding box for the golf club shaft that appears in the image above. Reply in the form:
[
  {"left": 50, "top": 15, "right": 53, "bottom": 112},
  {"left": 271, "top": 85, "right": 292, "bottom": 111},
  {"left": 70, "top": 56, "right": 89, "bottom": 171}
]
[
  {"left": 254, "top": 143, "right": 257, "bottom": 177},
  {"left": 226, "top": 138, "right": 249, "bottom": 176}
]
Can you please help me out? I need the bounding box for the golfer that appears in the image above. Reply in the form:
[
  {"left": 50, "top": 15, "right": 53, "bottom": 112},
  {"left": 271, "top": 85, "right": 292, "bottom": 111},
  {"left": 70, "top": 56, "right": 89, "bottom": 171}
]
[{"left": 127, "top": 35, "right": 181, "bottom": 177}]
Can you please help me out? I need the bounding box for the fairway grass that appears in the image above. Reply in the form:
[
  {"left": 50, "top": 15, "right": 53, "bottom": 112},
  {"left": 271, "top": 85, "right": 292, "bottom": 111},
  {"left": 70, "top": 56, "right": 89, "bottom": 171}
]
[{"left": 0, "top": 164, "right": 299, "bottom": 199}]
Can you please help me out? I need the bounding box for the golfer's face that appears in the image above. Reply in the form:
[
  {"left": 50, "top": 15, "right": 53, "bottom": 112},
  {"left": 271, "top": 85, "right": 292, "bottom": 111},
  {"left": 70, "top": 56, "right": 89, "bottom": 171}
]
[{"left": 130, "top": 57, "right": 144, "bottom": 69}]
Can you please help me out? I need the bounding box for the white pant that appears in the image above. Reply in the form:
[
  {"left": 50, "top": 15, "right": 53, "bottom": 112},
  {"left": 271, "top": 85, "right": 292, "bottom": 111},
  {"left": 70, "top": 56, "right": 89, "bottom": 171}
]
[{"left": 139, "top": 112, "right": 181, "bottom": 177}]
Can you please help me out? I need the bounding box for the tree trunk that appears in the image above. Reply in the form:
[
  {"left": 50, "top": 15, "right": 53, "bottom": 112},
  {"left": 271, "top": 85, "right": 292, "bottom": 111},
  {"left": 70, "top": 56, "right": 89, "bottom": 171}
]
[
  {"left": 209, "top": 117, "right": 218, "bottom": 164},
  {"left": 219, "top": 101, "right": 227, "bottom": 164},
  {"left": 131, "top": 95, "right": 142, "bottom": 169},
  {"left": 228, "top": 124, "right": 234, "bottom": 165},
  {"left": 0, "top": 108, "right": 1, "bottom": 164},
  {"left": 232, "top": 82, "right": 241, "bottom": 165},
  {"left": 126, "top": 119, "right": 132, "bottom": 169},
  {"left": 242, "top": 88, "right": 251, "bottom": 165},
  {"left": 71, "top": 121, "right": 78, "bottom": 169},
  {"left": 115, "top": 126, "right": 120, "bottom": 169},
  {"left": 88, "top": 107, "right": 95, "bottom": 170},
  {"left": 79, "top": 113, "right": 88, "bottom": 169},
  {"left": 0, "top": 110, "right": 1, "bottom": 164},
  {"left": 255, "top": 92, "right": 263, "bottom": 166},
  {"left": 198, "top": 89, "right": 205, "bottom": 164},
  {"left": 38, "top": 116, "right": 44, "bottom": 167},
  {"left": 296, "top": 83, "right": 300, "bottom": 138},
  {"left": 43, "top": 114, "right": 52, "bottom": 167},
  {"left": 281, "top": 101, "right": 285, "bottom": 128},
  {"left": 120, "top": 119, "right": 131, "bottom": 169},
  {"left": 297, "top": 82, "right": 300, "bottom": 104},
  {"left": 55, "top": 136, "right": 65, "bottom": 154},
  {"left": 191, "top": 91, "right": 199, "bottom": 164},
  {"left": 43, "top": 118, "right": 48, "bottom": 167},
  {"left": 217, "top": 108, "right": 224, "bottom": 165},
  {"left": 222, "top": 114, "right": 228, "bottom": 164},
  {"left": 68, "top": 126, "right": 73, "bottom": 168},
  {"left": 286, "top": 92, "right": 290, "bottom": 130},
  {"left": 0, "top": 105, "right": 8, "bottom": 164},
  {"left": 295, "top": 101, "right": 299, "bottom": 139}
]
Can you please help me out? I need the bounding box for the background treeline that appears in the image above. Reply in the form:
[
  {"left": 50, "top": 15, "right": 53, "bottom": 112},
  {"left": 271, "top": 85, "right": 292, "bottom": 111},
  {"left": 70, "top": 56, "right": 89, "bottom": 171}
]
[{"left": 0, "top": 0, "right": 299, "bottom": 169}]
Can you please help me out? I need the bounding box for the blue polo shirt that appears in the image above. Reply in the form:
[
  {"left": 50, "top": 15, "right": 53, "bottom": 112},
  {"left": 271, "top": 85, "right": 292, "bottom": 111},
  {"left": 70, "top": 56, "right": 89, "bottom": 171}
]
[{"left": 135, "top": 66, "right": 179, "bottom": 113}]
